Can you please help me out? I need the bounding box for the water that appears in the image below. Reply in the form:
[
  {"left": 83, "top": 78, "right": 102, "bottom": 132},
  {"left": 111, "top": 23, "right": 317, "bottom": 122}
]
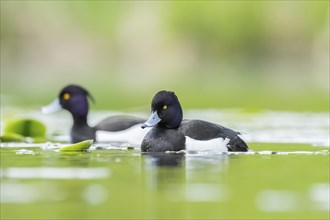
[{"left": 1, "top": 109, "right": 329, "bottom": 219}]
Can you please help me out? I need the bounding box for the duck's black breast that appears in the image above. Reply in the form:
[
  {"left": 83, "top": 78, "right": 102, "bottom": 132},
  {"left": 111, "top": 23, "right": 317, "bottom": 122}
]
[
  {"left": 94, "top": 116, "right": 145, "bottom": 132},
  {"left": 179, "top": 119, "right": 249, "bottom": 152},
  {"left": 141, "top": 126, "right": 185, "bottom": 152},
  {"left": 71, "top": 125, "right": 96, "bottom": 143}
]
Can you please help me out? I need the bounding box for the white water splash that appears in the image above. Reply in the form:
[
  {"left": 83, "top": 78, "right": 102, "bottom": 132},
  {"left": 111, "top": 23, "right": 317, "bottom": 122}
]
[
  {"left": 16, "top": 149, "right": 35, "bottom": 155},
  {"left": 174, "top": 149, "right": 329, "bottom": 156}
]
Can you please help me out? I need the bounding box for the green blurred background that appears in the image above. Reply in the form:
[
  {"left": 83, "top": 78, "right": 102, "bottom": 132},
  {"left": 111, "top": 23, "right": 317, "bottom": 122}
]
[{"left": 1, "top": 1, "right": 329, "bottom": 111}]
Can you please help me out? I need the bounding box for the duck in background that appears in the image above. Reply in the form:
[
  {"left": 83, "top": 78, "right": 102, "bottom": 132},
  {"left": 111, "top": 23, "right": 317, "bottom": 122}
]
[
  {"left": 141, "top": 90, "right": 249, "bottom": 152},
  {"left": 42, "top": 84, "right": 149, "bottom": 145}
]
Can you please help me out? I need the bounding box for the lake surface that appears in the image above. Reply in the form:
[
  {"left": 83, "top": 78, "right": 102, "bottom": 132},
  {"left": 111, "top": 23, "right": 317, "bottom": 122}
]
[{"left": 1, "top": 109, "right": 329, "bottom": 219}]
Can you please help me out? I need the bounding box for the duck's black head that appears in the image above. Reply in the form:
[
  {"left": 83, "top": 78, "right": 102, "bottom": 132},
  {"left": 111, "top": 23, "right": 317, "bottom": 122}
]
[
  {"left": 142, "top": 90, "right": 183, "bottom": 129},
  {"left": 42, "top": 84, "right": 94, "bottom": 119},
  {"left": 59, "top": 85, "right": 94, "bottom": 117}
]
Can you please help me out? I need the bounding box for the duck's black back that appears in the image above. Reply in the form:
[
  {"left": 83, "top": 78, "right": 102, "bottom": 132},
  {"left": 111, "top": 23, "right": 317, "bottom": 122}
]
[
  {"left": 94, "top": 116, "right": 145, "bottom": 132},
  {"left": 179, "top": 119, "right": 249, "bottom": 152}
]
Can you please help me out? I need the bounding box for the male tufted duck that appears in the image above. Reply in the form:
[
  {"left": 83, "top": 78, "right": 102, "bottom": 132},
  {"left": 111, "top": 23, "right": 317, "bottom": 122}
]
[
  {"left": 42, "top": 84, "right": 148, "bottom": 144},
  {"left": 141, "top": 90, "right": 249, "bottom": 152}
]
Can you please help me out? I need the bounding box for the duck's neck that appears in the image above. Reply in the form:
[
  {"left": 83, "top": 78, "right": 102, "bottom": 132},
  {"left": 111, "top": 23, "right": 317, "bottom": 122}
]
[{"left": 72, "top": 114, "right": 90, "bottom": 128}]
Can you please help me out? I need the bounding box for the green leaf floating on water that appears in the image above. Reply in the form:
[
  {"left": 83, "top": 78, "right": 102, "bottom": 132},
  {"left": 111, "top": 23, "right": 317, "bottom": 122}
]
[
  {"left": 4, "top": 119, "right": 46, "bottom": 138},
  {"left": 59, "top": 140, "right": 93, "bottom": 152},
  {"left": 0, "top": 132, "right": 26, "bottom": 143}
]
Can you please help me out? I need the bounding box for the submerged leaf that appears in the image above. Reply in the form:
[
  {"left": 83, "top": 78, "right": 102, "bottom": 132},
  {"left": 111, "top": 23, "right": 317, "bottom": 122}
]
[
  {"left": 4, "top": 119, "right": 46, "bottom": 138},
  {"left": 0, "top": 132, "right": 26, "bottom": 143}
]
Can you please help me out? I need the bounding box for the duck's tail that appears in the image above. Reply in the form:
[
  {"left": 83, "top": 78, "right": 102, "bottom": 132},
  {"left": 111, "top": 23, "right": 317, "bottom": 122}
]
[{"left": 227, "top": 136, "right": 249, "bottom": 152}]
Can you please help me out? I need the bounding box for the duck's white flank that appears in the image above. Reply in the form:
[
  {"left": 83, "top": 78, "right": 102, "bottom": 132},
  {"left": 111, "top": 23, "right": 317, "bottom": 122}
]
[
  {"left": 96, "top": 124, "right": 150, "bottom": 147},
  {"left": 185, "top": 136, "right": 229, "bottom": 152}
]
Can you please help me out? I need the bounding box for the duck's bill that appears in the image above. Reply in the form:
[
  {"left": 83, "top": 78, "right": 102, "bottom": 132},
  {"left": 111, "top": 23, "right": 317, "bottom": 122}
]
[
  {"left": 141, "top": 111, "right": 161, "bottom": 129},
  {"left": 41, "top": 99, "right": 62, "bottom": 114}
]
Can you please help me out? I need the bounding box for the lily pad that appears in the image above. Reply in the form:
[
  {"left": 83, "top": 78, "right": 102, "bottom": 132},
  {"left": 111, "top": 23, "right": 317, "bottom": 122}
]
[
  {"left": 0, "top": 132, "right": 26, "bottom": 143},
  {"left": 59, "top": 140, "right": 93, "bottom": 152},
  {"left": 4, "top": 119, "right": 46, "bottom": 138}
]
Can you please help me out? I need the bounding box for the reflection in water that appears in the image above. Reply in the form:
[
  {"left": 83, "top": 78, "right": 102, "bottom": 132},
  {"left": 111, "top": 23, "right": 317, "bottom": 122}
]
[
  {"left": 142, "top": 152, "right": 230, "bottom": 203},
  {"left": 141, "top": 153, "right": 186, "bottom": 218},
  {"left": 83, "top": 184, "right": 109, "bottom": 205},
  {"left": 42, "top": 149, "right": 92, "bottom": 167},
  {"left": 185, "top": 152, "right": 229, "bottom": 183},
  {"left": 1, "top": 182, "right": 110, "bottom": 205},
  {"left": 0, "top": 182, "right": 68, "bottom": 204},
  {"left": 256, "top": 190, "right": 301, "bottom": 212},
  {"left": 143, "top": 152, "right": 185, "bottom": 167},
  {"left": 309, "top": 183, "right": 330, "bottom": 211},
  {"left": 256, "top": 184, "right": 330, "bottom": 213},
  {"left": 142, "top": 152, "right": 185, "bottom": 191},
  {"left": 1, "top": 183, "right": 43, "bottom": 204},
  {"left": 0, "top": 167, "right": 110, "bottom": 179},
  {"left": 179, "top": 183, "right": 228, "bottom": 202},
  {"left": 1, "top": 143, "right": 328, "bottom": 219}
]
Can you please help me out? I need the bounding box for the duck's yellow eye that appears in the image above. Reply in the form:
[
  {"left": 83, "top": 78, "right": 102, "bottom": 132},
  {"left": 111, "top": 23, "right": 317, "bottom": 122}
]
[
  {"left": 63, "top": 93, "right": 70, "bottom": 100},
  {"left": 163, "top": 105, "right": 168, "bottom": 110}
]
